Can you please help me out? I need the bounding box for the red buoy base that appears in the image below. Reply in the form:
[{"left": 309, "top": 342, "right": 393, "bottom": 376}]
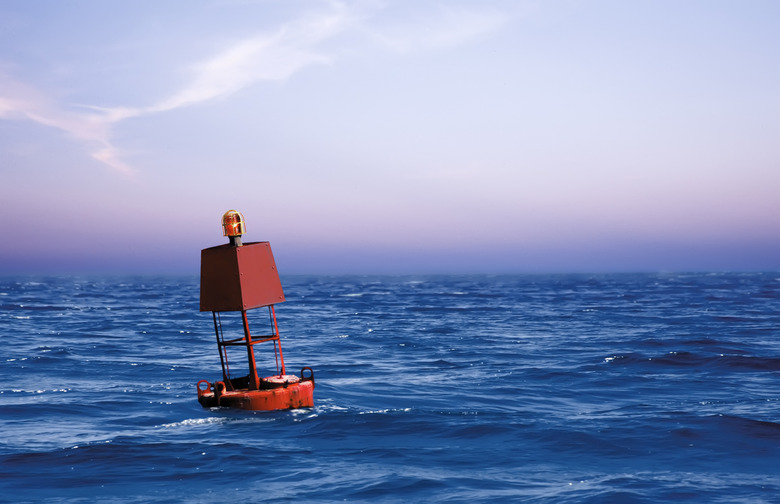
[{"left": 197, "top": 371, "right": 314, "bottom": 411}]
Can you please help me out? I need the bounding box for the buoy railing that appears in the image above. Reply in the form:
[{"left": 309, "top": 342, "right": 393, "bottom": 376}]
[
  {"left": 219, "top": 334, "right": 280, "bottom": 346},
  {"left": 210, "top": 305, "right": 286, "bottom": 388}
]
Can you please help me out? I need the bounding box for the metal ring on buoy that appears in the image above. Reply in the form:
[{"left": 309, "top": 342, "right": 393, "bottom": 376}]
[
  {"left": 197, "top": 380, "right": 211, "bottom": 396},
  {"left": 300, "top": 367, "right": 315, "bottom": 387}
]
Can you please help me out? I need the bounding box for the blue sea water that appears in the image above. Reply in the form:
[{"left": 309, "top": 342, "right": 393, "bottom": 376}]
[{"left": 1, "top": 273, "right": 779, "bottom": 503}]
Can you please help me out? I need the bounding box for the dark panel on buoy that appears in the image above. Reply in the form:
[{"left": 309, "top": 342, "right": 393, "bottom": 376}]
[{"left": 200, "top": 241, "right": 285, "bottom": 312}]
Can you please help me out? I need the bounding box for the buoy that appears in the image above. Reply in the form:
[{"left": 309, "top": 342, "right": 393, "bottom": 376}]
[{"left": 196, "top": 210, "right": 314, "bottom": 410}]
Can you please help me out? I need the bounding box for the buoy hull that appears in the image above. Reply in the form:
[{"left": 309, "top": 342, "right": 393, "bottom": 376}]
[{"left": 197, "top": 377, "right": 314, "bottom": 411}]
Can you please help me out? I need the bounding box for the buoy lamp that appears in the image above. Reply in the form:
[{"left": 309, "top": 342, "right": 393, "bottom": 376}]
[
  {"left": 196, "top": 210, "right": 314, "bottom": 410},
  {"left": 221, "top": 210, "right": 246, "bottom": 246}
]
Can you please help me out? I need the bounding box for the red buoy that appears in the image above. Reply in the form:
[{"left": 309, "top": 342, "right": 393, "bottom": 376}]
[{"left": 196, "top": 210, "right": 314, "bottom": 410}]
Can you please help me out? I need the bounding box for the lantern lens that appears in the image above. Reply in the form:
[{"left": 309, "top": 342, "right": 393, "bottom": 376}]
[{"left": 221, "top": 210, "right": 246, "bottom": 237}]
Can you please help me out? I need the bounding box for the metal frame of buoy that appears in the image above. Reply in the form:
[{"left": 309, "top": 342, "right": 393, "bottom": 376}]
[{"left": 196, "top": 210, "right": 314, "bottom": 411}]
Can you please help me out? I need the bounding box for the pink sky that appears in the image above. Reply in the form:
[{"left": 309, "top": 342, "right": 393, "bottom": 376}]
[{"left": 1, "top": 1, "right": 778, "bottom": 274}]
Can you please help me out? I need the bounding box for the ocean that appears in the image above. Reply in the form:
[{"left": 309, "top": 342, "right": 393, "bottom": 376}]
[{"left": 1, "top": 273, "right": 778, "bottom": 503}]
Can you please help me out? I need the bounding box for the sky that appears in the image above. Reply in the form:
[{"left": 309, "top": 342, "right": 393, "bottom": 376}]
[{"left": 1, "top": 0, "right": 778, "bottom": 274}]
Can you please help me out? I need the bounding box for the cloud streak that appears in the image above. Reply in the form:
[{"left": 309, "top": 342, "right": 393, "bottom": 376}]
[
  {"left": 0, "top": 72, "right": 133, "bottom": 174},
  {"left": 0, "top": 5, "right": 360, "bottom": 175},
  {"left": 0, "top": 2, "right": 507, "bottom": 175},
  {"left": 109, "top": 6, "right": 358, "bottom": 121}
]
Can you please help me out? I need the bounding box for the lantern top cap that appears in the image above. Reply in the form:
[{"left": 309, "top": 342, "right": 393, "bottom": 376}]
[{"left": 222, "top": 210, "right": 246, "bottom": 237}]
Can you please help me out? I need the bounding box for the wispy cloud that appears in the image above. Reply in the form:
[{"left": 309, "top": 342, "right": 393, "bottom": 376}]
[
  {"left": 0, "top": 5, "right": 359, "bottom": 175},
  {"left": 0, "top": 2, "right": 508, "bottom": 175},
  {"left": 106, "top": 7, "right": 357, "bottom": 121},
  {"left": 0, "top": 71, "right": 132, "bottom": 174}
]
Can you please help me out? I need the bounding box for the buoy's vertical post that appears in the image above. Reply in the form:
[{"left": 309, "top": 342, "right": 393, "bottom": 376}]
[
  {"left": 271, "top": 305, "right": 286, "bottom": 375},
  {"left": 241, "top": 310, "right": 261, "bottom": 389},
  {"left": 213, "top": 312, "right": 229, "bottom": 384}
]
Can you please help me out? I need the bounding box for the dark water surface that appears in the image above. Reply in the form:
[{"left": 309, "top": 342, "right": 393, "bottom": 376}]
[{"left": 1, "top": 273, "right": 779, "bottom": 503}]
